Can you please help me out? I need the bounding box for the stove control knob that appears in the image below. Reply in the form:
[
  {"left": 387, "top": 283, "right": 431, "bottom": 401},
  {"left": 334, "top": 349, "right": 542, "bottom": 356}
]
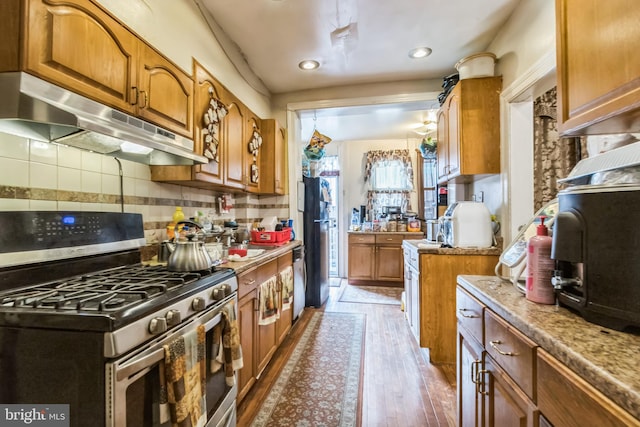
[
  {"left": 220, "top": 283, "right": 232, "bottom": 296},
  {"left": 212, "top": 287, "right": 225, "bottom": 301},
  {"left": 192, "top": 297, "right": 206, "bottom": 312},
  {"left": 149, "top": 317, "right": 167, "bottom": 335},
  {"left": 165, "top": 309, "right": 181, "bottom": 327}
]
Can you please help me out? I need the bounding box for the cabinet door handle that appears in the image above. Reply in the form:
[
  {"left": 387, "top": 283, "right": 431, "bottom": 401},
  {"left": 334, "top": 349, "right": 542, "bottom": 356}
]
[
  {"left": 477, "top": 369, "right": 489, "bottom": 395},
  {"left": 244, "top": 279, "right": 256, "bottom": 286},
  {"left": 139, "top": 90, "right": 148, "bottom": 108},
  {"left": 131, "top": 86, "right": 139, "bottom": 106},
  {"left": 471, "top": 360, "right": 481, "bottom": 385},
  {"left": 489, "top": 340, "right": 517, "bottom": 356},
  {"left": 458, "top": 308, "right": 479, "bottom": 318}
]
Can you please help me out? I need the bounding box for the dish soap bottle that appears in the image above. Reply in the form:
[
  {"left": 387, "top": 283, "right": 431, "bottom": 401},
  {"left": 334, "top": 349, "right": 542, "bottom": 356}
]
[
  {"left": 525, "top": 216, "right": 555, "bottom": 304},
  {"left": 167, "top": 207, "right": 185, "bottom": 240}
]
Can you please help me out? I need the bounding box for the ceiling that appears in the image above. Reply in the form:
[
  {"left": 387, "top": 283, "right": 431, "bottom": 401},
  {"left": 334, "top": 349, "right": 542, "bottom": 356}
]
[{"left": 196, "top": 0, "right": 522, "bottom": 142}]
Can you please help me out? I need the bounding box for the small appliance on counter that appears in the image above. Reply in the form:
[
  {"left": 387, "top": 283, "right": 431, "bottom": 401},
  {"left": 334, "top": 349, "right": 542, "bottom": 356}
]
[
  {"left": 425, "top": 219, "right": 442, "bottom": 243},
  {"left": 551, "top": 183, "right": 640, "bottom": 332},
  {"left": 442, "top": 201, "right": 493, "bottom": 248},
  {"left": 548, "top": 143, "right": 640, "bottom": 332}
]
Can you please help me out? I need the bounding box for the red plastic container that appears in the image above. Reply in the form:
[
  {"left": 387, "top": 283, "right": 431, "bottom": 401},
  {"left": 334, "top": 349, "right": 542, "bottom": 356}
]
[
  {"left": 251, "top": 228, "right": 291, "bottom": 244},
  {"left": 228, "top": 248, "right": 247, "bottom": 257}
]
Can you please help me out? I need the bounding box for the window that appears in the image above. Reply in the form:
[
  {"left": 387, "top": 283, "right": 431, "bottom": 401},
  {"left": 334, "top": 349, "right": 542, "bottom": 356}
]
[
  {"left": 364, "top": 149, "right": 414, "bottom": 214},
  {"left": 371, "top": 158, "right": 413, "bottom": 190}
]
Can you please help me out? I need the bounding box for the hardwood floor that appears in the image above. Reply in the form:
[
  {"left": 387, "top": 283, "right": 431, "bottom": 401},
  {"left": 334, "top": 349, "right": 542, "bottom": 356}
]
[{"left": 237, "top": 279, "right": 457, "bottom": 427}]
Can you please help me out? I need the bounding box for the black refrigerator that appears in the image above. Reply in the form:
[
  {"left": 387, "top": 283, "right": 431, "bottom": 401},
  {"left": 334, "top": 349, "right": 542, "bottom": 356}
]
[{"left": 303, "top": 176, "right": 330, "bottom": 308}]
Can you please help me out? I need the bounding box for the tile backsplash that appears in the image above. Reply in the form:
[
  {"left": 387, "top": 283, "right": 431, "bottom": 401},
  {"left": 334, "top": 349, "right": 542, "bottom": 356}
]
[{"left": 0, "top": 133, "right": 289, "bottom": 246}]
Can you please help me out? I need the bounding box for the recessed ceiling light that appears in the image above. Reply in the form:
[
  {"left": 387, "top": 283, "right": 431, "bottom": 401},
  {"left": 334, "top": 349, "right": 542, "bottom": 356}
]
[
  {"left": 408, "top": 47, "right": 432, "bottom": 59},
  {"left": 298, "top": 60, "right": 320, "bottom": 70}
]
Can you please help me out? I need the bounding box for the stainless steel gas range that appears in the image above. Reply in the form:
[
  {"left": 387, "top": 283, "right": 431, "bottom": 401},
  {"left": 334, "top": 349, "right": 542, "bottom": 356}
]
[{"left": 0, "top": 211, "right": 238, "bottom": 427}]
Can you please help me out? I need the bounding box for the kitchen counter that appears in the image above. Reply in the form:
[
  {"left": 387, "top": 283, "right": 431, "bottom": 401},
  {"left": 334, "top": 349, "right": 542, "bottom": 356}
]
[
  {"left": 457, "top": 275, "right": 640, "bottom": 420},
  {"left": 347, "top": 231, "right": 424, "bottom": 236},
  {"left": 224, "top": 240, "right": 302, "bottom": 274},
  {"left": 143, "top": 240, "right": 302, "bottom": 274},
  {"left": 402, "top": 239, "right": 502, "bottom": 256}
]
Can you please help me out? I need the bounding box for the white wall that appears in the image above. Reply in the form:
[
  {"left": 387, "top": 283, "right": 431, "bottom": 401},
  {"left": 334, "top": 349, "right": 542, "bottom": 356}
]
[{"left": 476, "top": 0, "right": 557, "bottom": 244}]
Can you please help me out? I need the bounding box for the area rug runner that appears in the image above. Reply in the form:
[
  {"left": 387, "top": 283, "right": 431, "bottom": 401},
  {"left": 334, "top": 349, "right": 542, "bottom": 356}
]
[
  {"left": 251, "top": 311, "right": 365, "bottom": 427},
  {"left": 338, "top": 284, "right": 402, "bottom": 305}
]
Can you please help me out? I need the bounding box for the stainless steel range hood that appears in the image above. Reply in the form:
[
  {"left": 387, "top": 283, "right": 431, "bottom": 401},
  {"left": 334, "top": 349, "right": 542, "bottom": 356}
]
[{"left": 0, "top": 72, "right": 208, "bottom": 165}]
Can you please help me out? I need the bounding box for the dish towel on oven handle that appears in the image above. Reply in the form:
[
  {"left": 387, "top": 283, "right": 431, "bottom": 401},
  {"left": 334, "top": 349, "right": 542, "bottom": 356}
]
[
  {"left": 160, "top": 324, "right": 207, "bottom": 427},
  {"left": 280, "top": 265, "right": 294, "bottom": 311},
  {"left": 258, "top": 275, "right": 279, "bottom": 326},
  {"left": 210, "top": 299, "right": 244, "bottom": 386}
]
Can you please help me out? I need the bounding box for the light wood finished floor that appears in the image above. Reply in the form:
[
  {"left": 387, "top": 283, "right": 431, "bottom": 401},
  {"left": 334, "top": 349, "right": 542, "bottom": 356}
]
[{"left": 237, "top": 279, "right": 457, "bottom": 427}]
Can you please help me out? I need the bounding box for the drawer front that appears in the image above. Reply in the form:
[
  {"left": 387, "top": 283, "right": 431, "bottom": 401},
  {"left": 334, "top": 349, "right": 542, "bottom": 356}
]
[
  {"left": 238, "top": 268, "right": 259, "bottom": 299},
  {"left": 537, "top": 349, "right": 640, "bottom": 427},
  {"left": 349, "top": 233, "right": 375, "bottom": 244},
  {"left": 375, "top": 234, "right": 404, "bottom": 245},
  {"left": 484, "top": 310, "right": 537, "bottom": 401},
  {"left": 258, "top": 259, "right": 278, "bottom": 283},
  {"left": 456, "top": 288, "right": 484, "bottom": 346}
]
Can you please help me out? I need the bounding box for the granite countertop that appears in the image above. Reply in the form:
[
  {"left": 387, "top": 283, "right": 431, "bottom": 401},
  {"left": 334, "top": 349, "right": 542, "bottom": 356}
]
[
  {"left": 143, "top": 240, "right": 302, "bottom": 275},
  {"left": 347, "top": 231, "right": 424, "bottom": 236},
  {"left": 458, "top": 275, "right": 640, "bottom": 420},
  {"left": 402, "top": 239, "right": 502, "bottom": 256},
  {"left": 224, "top": 240, "right": 302, "bottom": 274}
]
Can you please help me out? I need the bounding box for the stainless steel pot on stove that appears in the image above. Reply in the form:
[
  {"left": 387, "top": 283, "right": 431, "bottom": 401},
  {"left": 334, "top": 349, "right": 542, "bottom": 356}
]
[{"left": 163, "top": 220, "right": 213, "bottom": 271}]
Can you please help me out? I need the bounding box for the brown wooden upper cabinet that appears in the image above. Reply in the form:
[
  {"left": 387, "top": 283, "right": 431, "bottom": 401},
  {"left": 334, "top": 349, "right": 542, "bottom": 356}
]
[
  {"left": 245, "top": 112, "right": 262, "bottom": 194},
  {"left": 150, "top": 60, "right": 289, "bottom": 195},
  {"left": 260, "top": 119, "right": 288, "bottom": 195},
  {"left": 151, "top": 60, "right": 226, "bottom": 187},
  {"left": 4, "top": 0, "right": 193, "bottom": 138},
  {"left": 555, "top": 0, "right": 640, "bottom": 136},
  {"left": 436, "top": 77, "right": 501, "bottom": 184}
]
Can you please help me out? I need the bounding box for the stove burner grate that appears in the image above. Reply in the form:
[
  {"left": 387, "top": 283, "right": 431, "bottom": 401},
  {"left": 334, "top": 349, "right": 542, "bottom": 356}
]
[{"left": 0, "top": 264, "right": 218, "bottom": 312}]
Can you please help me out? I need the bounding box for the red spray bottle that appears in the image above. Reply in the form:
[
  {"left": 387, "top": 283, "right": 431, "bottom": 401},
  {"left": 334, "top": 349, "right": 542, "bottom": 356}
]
[{"left": 525, "top": 216, "right": 555, "bottom": 304}]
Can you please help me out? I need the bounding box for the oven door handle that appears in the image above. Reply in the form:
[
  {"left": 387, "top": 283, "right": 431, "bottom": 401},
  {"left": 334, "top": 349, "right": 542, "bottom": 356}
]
[
  {"left": 116, "top": 312, "right": 223, "bottom": 381},
  {"left": 117, "top": 348, "right": 165, "bottom": 381}
]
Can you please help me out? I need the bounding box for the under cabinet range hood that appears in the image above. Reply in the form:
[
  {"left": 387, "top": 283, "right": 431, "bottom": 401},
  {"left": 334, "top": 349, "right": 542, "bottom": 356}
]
[{"left": 0, "top": 72, "right": 208, "bottom": 165}]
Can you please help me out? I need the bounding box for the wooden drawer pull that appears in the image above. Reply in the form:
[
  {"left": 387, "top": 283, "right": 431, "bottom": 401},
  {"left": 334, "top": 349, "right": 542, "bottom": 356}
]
[
  {"left": 490, "top": 340, "right": 517, "bottom": 356},
  {"left": 458, "top": 308, "right": 479, "bottom": 318}
]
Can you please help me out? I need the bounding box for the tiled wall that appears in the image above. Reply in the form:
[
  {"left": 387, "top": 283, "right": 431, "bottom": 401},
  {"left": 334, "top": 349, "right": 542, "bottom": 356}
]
[{"left": 0, "top": 132, "right": 289, "bottom": 246}]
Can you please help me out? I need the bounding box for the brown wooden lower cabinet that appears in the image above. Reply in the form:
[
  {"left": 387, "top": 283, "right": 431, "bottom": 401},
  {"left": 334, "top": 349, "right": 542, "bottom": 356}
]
[
  {"left": 457, "top": 286, "right": 640, "bottom": 427},
  {"left": 348, "top": 233, "right": 422, "bottom": 285},
  {"left": 237, "top": 251, "right": 294, "bottom": 403},
  {"left": 415, "top": 253, "right": 498, "bottom": 364},
  {"left": 537, "top": 349, "right": 640, "bottom": 427}
]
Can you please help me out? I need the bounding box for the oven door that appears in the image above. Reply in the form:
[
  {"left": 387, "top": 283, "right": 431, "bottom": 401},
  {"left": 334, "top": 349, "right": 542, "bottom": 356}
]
[{"left": 106, "top": 296, "right": 238, "bottom": 427}]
